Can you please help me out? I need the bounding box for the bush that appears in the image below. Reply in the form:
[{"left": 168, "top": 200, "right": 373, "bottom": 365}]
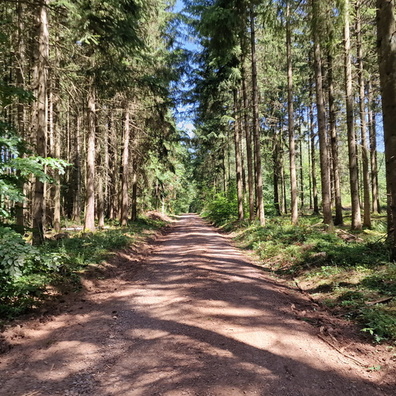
[
  {"left": 203, "top": 192, "right": 238, "bottom": 225},
  {"left": 0, "top": 227, "right": 62, "bottom": 317},
  {"left": 361, "top": 307, "right": 396, "bottom": 342},
  {"left": 0, "top": 227, "right": 39, "bottom": 277}
]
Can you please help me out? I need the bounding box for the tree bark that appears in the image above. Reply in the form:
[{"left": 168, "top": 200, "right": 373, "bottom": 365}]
[
  {"left": 299, "top": 136, "right": 304, "bottom": 209},
  {"left": 32, "top": 0, "right": 49, "bottom": 244},
  {"left": 233, "top": 90, "right": 244, "bottom": 221},
  {"left": 120, "top": 103, "right": 130, "bottom": 226},
  {"left": 72, "top": 113, "right": 82, "bottom": 221},
  {"left": 327, "top": 53, "right": 343, "bottom": 225},
  {"left": 273, "top": 128, "right": 282, "bottom": 216},
  {"left": 356, "top": 2, "right": 371, "bottom": 228},
  {"left": 241, "top": 59, "right": 255, "bottom": 221},
  {"left": 376, "top": 0, "right": 396, "bottom": 258},
  {"left": 287, "top": 1, "right": 298, "bottom": 225},
  {"left": 367, "top": 80, "right": 380, "bottom": 213},
  {"left": 312, "top": 0, "right": 333, "bottom": 229},
  {"left": 344, "top": 0, "right": 362, "bottom": 230},
  {"left": 250, "top": 5, "right": 265, "bottom": 226},
  {"left": 52, "top": 80, "right": 61, "bottom": 232},
  {"left": 15, "top": 0, "right": 26, "bottom": 230},
  {"left": 131, "top": 170, "right": 138, "bottom": 221},
  {"left": 97, "top": 111, "right": 105, "bottom": 229},
  {"left": 309, "top": 68, "right": 319, "bottom": 215},
  {"left": 84, "top": 82, "right": 96, "bottom": 232}
]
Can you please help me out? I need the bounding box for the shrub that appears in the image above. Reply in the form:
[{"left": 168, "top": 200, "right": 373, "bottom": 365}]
[
  {"left": 0, "top": 227, "right": 62, "bottom": 317},
  {"left": 203, "top": 192, "right": 238, "bottom": 225}
]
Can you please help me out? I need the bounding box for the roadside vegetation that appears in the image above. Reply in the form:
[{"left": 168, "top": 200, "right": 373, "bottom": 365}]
[
  {"left": 0, "top": 216, "right": 167, "bottom": 322},
  {"left": 203, "top": 198, "right": 396, "bottom": 344}
]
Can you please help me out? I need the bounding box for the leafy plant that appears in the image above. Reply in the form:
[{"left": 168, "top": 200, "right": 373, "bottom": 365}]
[
  {"left": 361, "top": 307, "right": 396, "bottom": 342},
  {"left": 0, "top": 227, "right": 40, "bottom": 277},
  {"left": 203, "top": 191, "right": 238, "bottom": 225}
]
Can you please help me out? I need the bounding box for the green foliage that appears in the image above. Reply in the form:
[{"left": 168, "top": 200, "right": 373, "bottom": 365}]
[
  {"left": 361, "top": 307, "right": 396, "bottom": 342},
  {"left": 0, "top": 227, "right": 63, "bottom": 317},
  {"left": 362, "top": 264, "right": 396, "bottom": 296},
  {"left": 0, "top": 81, "right": 69, "bottom": 219},
  {"left": 0, "top": 216, "right": 165, "bottom": 319},
  {"left": 227, "top": 215, "right": 396, "bottom": 342},
  {"left": 0, "top": 146, "right": 69, "bottom": 218},
  {"left": 202, "top": 189, "right": 238, "bottom": 225},
  {"left": 0, "top": 227, "right": 40, "bottom": 278}
]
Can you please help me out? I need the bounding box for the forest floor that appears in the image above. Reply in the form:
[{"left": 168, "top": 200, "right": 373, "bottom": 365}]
[{"left": 0, "top": 214, "right": 395, "bottom": 396}]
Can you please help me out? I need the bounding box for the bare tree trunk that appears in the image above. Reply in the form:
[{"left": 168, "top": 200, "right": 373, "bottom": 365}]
[
  {"left": 287, "top": 1, "right": 298, "bottom": 225},
  {"left": 15, "top": 0, "right": 26, "bottom": 229},
  {"left": 327, "top": 53, "right": 343, "bottom": 225},
  {"left": 32, "top": 0, "right": 49, "bottom": 244},
  {"left": 368, "top": 80, "right": 380, "bottom": 213},
  {"left": 52, "top": 80, "right": 61, "bottom": 232},
  {"left": 344, "top": 0, "right": 362, "bottom": 230},
  {"left": 131, "top": 170, "right": 137, "bottom": 221},
  {"left": 241, "top": 61, "right": 255, "bottom": 221},
  {"left": 97, "top": 172, "right": 105, "bottom": 228},
  {"left": 312, "top": 0, "right": 333, "bottom": 228},
  {"left": 299, "top": 136, "right": 304, "bottom": 210},
  {"left": 273, "top": 128, "right": 282, "bottom": 216},
  {"left": 97, "top": 110, "right": 105, "bottom": 229},
  {"left": 120, "top": 103, "right": 130, "bottom": 226},
  {"left": 233, "top": 90, "right": 244, "bottom": 221},
  {"left": 307, "top": 114, "right": 313, "bottom": 209},
  {"left": 356, "top": 2, "right": 371, "bottom": 228},
  {"left": 103, "top": 109, "right": 110, "bottom": 218},
  {"left": 309, "top": 72, "right": 319, "bottom": 215},
  {"left": 377, "top": 0, "right": 396, "bottom": 258},
  {"left": 250, "top": 5, "right": 265, "bottom": 225},
  {"left": 84, "top": 82, "right": 96, "bottom": 232},
  {"left": 72, "top": 113, "right": 82, "bottom": 221}
]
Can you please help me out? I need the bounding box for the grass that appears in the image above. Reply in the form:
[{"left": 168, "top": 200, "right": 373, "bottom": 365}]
[
  {"left": 225, "top": 213, "right": 396, "bottom": 343},
  {"left": 0, "top": 215, "right": 167, "bottom": 321}
]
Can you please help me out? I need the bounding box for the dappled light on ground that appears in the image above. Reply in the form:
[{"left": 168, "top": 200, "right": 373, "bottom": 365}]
[{"left": 0, "top": 214, "right": 394, "bottom": 395}]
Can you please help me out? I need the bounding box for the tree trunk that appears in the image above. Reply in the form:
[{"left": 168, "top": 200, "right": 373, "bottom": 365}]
[
  {"left": 120, "top": 103, "right": 130, "bottom": 226},
  {"left": 52, "top": 80, "right": 61, "bottom": 233},
  {"left": 273, "top": 128, "right": 282, "bottom": 216},
  {"left": 97, "top": 109, "right": 105, "bottom": 229},
  {"left": 376, "top": 0, "right": 396, "bottom": 258},
  {"left": 312, "top": 0, "right": 333, "bottom": 229},
  {"left": 72, "top": 113, "right": 82, "bottom": 221},
  {"left": 344, "top": 0, "right": 362, "bottom": 230},
  {"left": 368, "top": 80, "right": 380, "bottom": 213},
  {"left": 309, "top": 71, "right": 319, "bottom": 215},
  {"left": 356, "top": 2, "right": 371, "bottom": 228},
  {"left": 15, "top": 0, "right": 26, "bottom": 230},
  {"left": 250, "top": 5, "right": 265, "bottom": 226},
  {"left": 299, "top": 136, "right": 304, "bottom": 210},
  {"left": 327, "top": 53, "right": 343, "bottom": 225},
  {"left": 287, "top": 1, "right": 298, "bottom": 225},
  {"left": 97, "top": 172, "right": 105, "bottom": 229},
  {"left": 241, "top": 60, "right": 255, "bottom": 221},
  {"left": 84, "top": 83, "right": 96, "bottom": 232},
  {"left": 233, "top": 90, "right": 244, "bottom": 221},
  {"left": 131, "top": 170, "right": 138, "bottom": 221},
  {"left": 32, "top": 0, "right": 49, "bottom": 245}
]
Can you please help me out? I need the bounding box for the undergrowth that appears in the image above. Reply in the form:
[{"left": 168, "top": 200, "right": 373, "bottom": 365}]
[
  {"left": 219, "top": 214, "right": 396, "bottom": 343},
  {"left": 0, "top": 216, "right": 166, "bottom": 321}
]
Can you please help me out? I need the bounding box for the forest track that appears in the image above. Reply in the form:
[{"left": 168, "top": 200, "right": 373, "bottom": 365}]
[{"left": 0, "top": 214, "right": 394, "bottom": 396}]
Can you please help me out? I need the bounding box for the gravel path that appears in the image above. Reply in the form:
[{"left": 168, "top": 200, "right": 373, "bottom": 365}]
[{"left": 0, "top": 214, "right": 394, "bottom": 395}]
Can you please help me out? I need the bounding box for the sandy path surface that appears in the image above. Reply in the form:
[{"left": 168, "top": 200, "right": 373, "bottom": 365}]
[{"left": 0, "top": 214, "right": 394, "bottom": 395}]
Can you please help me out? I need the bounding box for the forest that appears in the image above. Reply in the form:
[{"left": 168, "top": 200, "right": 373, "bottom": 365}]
[{"left": 0, "top": 0, "right": 395, "bottom": 342}]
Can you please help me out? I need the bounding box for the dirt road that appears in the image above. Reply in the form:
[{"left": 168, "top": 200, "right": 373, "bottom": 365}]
[{"left": 0, "top": 214, "right": 394, "bottom": 395}]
